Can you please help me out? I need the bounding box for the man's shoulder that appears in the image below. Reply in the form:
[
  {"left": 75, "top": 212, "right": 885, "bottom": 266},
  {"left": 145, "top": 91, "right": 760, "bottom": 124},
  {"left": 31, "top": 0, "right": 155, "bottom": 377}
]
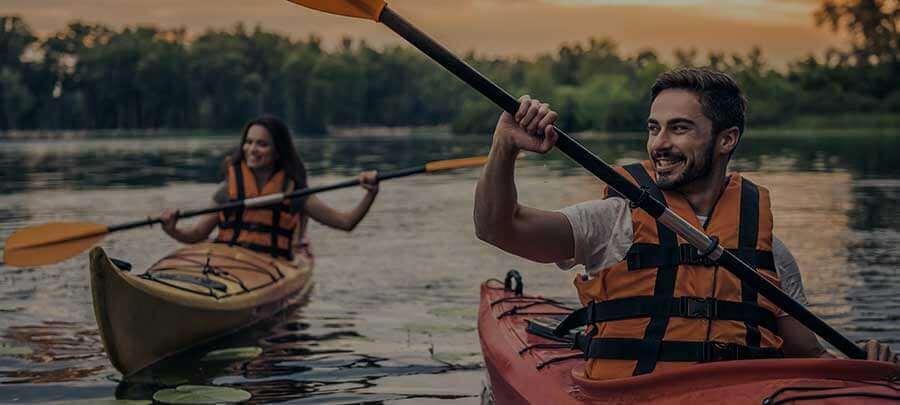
[
  {"left": 560, "top": 196, "right": 630, "bottom": 217},
  {"left": 558, "top": 197, "right": 633, "bottom": 239}
]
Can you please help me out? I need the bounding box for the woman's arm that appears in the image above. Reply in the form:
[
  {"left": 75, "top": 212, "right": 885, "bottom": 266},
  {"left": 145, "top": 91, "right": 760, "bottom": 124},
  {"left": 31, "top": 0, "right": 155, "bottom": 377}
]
[
  {"left": 303, "top": 171, "right": 379, "bottom": 232},
  {"left": 160, "top": 208, "right": 218, "bottom": 244}
]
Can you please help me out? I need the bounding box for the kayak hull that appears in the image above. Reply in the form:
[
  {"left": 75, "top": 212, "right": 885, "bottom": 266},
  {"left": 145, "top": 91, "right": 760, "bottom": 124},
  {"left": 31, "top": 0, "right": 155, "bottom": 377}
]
[
  {"left": 89, "top": 242, "right": 314, "bottom": 376},
  {"left": 478, "top": 278, "right": 900, "bottom": 404}
]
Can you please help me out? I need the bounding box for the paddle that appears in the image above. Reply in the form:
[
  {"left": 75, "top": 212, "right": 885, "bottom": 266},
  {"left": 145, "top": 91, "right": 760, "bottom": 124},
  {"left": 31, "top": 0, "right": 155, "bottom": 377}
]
[
  {"left": 284, "top": 0, "right": 868, "bottom": 359},
  {"left": 3, "top": 154, "right": 509, "bottom": 267}
]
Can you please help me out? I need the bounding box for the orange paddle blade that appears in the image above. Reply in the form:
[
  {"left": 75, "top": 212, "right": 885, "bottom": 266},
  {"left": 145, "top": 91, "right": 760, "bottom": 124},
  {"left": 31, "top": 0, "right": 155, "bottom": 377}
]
[
  {"left": 284, "top": 0, "right": 387, "bottom": 21},
  {"left": 3, "top": 222, "right": 109, "bottom": 267}
]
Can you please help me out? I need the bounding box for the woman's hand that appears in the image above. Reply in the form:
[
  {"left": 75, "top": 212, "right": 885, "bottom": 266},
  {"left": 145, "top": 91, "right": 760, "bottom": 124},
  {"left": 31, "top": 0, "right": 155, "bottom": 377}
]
[
  {"left": 160, "top": 208, "right": 180, "bottom": 234},
  {"left": 359, "top": 170, "right": 379, "bottom": 193}
]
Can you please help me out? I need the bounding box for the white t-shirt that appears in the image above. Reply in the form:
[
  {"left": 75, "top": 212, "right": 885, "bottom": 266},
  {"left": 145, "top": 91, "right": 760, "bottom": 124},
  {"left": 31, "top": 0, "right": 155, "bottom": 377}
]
[{"left": 556, "top": 197, "right": 810, "bottom": 310}]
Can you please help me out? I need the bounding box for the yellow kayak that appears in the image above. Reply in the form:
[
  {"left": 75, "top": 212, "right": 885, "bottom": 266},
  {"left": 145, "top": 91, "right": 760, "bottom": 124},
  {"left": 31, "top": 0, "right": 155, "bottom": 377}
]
[{"left": 89, "top": 242, "right": 314, "bottom": 376}]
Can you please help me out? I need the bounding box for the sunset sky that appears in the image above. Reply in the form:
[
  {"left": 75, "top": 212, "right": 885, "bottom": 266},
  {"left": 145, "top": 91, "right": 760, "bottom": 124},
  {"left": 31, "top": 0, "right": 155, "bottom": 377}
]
[{"left": 2, "top": 0, "right": 844, "bottom": 66}]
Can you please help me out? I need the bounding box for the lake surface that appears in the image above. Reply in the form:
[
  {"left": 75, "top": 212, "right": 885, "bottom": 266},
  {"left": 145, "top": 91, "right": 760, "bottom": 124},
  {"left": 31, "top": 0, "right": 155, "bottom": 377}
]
[{"left": 0, "top": 130, "right": 898, "bottom": 403}]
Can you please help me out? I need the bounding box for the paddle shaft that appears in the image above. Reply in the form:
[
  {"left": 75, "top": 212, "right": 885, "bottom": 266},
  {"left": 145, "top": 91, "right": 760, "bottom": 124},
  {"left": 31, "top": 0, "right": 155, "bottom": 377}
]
[
  {"left": 377, "top": 6, "right": 865, "bottom": 359},
  {"left": 107, "top": 165, "right": 426, "bottom": 233}
]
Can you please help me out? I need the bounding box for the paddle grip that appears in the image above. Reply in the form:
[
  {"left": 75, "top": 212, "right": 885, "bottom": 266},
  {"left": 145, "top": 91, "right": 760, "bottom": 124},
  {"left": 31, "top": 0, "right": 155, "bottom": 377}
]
[{"left": 378, "top": 6, "right": 866, "bottom": 359}]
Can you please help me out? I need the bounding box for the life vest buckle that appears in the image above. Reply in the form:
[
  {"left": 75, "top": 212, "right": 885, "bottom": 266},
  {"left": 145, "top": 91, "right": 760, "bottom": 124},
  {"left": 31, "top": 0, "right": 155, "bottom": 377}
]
[
  {"left": 629, "top": 186, "right": 651, "bottom": 209},
  {"left": 679, "top": 244, "right": 716, "bottom": 266},
  {"left": 680, "top": 297, "right": 718, "bottom": 319},
  {"left": 700, "top": 342, "right": 749, "bottom": 362}
]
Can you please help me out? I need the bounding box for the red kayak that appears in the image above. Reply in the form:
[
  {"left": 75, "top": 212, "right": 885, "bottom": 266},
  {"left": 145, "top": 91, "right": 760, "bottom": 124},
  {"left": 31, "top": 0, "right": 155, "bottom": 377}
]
[{"left": 478, "top": 271, "right": 900, "bottom": 404}]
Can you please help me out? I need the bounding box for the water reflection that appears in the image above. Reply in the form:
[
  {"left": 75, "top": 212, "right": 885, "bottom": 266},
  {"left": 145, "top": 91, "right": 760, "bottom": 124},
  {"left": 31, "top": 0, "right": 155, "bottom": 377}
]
[
  {"left": 0, "top": 132, "right": 898, "bottom": 403},
  {"left": 1, "top": 321, "right": 106, "bottom": 384},
  {"left": 3, "top": 132, "right": 900, "bottom": 194},
  {"left": 0, "top": 135, "right": 494, "bottom": 195},
  {"left": 109, "top": 304, "right": 480, "bottom": 404}
]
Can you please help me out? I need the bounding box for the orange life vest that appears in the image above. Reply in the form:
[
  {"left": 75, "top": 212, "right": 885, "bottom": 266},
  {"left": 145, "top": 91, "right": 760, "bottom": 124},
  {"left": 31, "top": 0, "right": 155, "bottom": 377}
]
[
  {"left": 563, "top": 161, "right": 785, "bottom": 380},
  {"left": 215, "top": 160, "right": 300, "bottom": 259}
]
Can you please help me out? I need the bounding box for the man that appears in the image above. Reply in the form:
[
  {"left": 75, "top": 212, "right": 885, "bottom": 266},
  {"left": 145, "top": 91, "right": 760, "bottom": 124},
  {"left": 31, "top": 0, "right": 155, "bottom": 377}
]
[{"left": 474, "top": 68, "right": 897, "bottom": 380}]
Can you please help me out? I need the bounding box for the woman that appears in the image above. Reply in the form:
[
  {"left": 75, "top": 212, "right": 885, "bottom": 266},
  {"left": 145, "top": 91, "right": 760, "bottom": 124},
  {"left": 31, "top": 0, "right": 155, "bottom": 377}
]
[{"left": 159, "top": 115, "right": 379, "bottom": 261}]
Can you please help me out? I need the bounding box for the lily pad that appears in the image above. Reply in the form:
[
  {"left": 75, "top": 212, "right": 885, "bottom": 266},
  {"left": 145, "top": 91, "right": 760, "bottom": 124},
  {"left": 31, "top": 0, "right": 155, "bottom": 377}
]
[
  {"left": 200, "top": 346, "right": 262, "bottom": 362},
  {"left": 65, "top": 400, "right": 151, "bottom": 405},
  {"left": 153, "top": 385, "right": 251, "bottom": 404},
  {"left": 0, "top": 342, "right": 32, "bottom": 357}
]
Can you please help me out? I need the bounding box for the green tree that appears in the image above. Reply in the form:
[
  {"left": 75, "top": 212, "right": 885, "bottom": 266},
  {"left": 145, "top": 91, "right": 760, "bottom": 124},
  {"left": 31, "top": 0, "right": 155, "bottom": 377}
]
[
  {"left": 0, "top": 67, "right": 34, "bottom": 129},
  {"left": 816, "top": 0, "right": 899, "bottom": 66},
  {"left": 0, "top": 16, "right": 35, "bottom": 68}
]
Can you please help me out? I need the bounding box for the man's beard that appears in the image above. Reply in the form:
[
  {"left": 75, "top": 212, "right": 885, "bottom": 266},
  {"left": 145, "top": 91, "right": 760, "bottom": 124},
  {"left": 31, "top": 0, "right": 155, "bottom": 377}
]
[{"left": 654, "top": 141, "right": 715, "bottom": 190}]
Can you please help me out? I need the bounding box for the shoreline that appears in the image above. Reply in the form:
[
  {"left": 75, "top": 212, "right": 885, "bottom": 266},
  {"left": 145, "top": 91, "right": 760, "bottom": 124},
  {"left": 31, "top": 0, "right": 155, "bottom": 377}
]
[{"left": 2, "top": 124, "right": 898, "bottom": 141}]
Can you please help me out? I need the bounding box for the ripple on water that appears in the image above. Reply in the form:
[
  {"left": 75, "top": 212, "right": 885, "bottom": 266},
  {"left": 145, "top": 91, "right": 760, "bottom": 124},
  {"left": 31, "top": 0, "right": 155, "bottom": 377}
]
[{"left": 1, "top": 134, "right": 899, "bottom": 403}]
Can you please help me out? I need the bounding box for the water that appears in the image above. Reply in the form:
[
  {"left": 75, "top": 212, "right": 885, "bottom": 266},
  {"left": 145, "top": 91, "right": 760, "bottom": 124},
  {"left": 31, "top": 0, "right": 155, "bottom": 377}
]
[{"left": 0, "top": 130, "right": 898, "bottom": 403}]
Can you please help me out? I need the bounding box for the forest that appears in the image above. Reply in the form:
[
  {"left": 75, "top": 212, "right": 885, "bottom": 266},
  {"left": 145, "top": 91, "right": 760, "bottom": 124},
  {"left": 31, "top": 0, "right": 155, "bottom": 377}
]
[{"left": 0, "top": 0, "right": 897, "bottom": 134}]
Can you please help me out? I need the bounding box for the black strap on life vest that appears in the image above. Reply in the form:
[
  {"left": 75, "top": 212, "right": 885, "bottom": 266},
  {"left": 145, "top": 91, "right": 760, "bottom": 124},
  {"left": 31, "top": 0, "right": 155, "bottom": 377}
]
[
  {"left": 571, "top": 334, "right": 783, "bottom": 363},
  {"left": 553, "top": 295, "right": 778, "bottom": 337},
  {"left": 622, "top": 163, "right": 679, "bottom": 375},
  {"left": 739, "top": 178, "right": 762, "bottom": 348},
  {"left": 217, "top": 221, "right": 294, "bottom": 238},
  {"left": 623, "top": 243, "right": 776, "bottom": 273},
  {"left": 578, "top": 164, "right": 778, "bottom": 375},
  {"left": 217, "top": 162, "right": 297, "bottom": 260},
  {"left": 226, "top": 160, "right": 245, "bottom": 246},
  {"left": 268, "top": 178, "right": 297, "bottom": 258},
  {"left": 270, "top": 203, "right": 281, "bottom": 258}
]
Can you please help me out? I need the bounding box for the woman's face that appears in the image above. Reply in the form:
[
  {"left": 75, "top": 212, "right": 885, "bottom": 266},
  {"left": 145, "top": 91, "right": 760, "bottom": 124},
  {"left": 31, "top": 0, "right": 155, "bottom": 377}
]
[{"left": 242, "top": 124, "right": 278, "bottom": 170}]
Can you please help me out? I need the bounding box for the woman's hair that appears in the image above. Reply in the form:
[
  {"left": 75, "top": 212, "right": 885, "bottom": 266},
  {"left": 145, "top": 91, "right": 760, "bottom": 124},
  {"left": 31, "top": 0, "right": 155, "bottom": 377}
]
[{"left": 226, "top": 115, "right": 308, "bottom": 189}]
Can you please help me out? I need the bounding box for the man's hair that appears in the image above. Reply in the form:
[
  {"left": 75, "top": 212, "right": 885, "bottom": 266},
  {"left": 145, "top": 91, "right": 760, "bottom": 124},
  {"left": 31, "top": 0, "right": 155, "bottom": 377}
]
[{"left": 650, "top": 68, "right": 747, "bottom": 138}]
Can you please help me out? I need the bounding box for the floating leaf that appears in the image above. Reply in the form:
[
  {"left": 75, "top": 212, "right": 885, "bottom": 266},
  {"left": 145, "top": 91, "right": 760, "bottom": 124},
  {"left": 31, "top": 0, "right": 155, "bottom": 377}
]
[
  {"left": 153, "top": 385, "right": 251, "bottom": 404},
  {"left": 64, "top": 400, "right": 151, "bottom": 405},
  {"left": 200, "top": 346, "right": 262, "bottom": 362}
]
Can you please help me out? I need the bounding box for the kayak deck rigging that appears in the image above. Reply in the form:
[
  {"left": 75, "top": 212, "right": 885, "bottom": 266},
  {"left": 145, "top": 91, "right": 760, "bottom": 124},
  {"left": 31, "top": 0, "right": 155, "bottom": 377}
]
[{"left": 140, "top": 247, "right": 286, "bottom": 299}]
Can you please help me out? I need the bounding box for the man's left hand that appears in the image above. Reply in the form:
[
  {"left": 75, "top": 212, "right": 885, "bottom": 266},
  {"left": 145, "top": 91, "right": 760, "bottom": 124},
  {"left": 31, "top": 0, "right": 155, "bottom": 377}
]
[{"left": 858, "top": 339, "right": 899, "bottom": 364}]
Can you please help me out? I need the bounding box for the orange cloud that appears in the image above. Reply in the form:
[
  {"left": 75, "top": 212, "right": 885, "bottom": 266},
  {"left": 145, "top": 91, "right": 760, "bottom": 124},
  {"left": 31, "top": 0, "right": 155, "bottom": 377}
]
[{"left": 1, "top": 0, "right": 842, "bottom": 66}]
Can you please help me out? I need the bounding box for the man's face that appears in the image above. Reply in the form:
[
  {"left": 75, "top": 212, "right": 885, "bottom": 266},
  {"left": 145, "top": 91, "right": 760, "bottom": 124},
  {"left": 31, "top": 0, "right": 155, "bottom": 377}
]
[{"left": 646, "top": 89, "right": 717, "bottom": 190}]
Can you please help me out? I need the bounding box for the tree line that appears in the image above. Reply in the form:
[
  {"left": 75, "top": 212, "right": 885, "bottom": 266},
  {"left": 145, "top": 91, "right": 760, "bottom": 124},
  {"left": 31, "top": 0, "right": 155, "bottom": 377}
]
[{"left": 0, "top": 0, "right": 897, "bottom": 134}]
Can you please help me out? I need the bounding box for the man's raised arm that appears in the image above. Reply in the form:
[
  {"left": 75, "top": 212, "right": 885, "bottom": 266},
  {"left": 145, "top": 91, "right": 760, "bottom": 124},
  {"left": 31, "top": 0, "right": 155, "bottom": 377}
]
[{"left": 474, "top": 96, "right": 574, "bottom": 264}]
